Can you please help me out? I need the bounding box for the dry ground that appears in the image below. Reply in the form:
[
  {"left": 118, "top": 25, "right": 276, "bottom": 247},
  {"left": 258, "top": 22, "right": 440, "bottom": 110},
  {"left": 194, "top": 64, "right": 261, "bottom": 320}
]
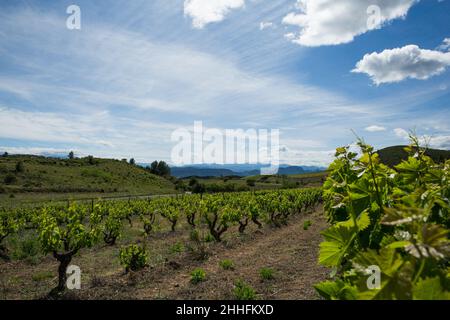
[{"left": 0, "top": 207, "right": 329, "bottom": 300}]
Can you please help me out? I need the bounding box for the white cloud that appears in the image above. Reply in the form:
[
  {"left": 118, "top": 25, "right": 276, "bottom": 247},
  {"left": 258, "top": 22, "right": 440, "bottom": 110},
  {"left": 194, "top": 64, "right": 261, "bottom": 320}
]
[
  {"left": 184, "top": 0, "right": 245, "bottom": 29},
  {"left": 353, "top": 45, "right": 450, "bottom": 85},
  {"left": 282, "top": 0, "right": 418, "bottom": 47},
  {"left": 365, "top": 125, "right": 386, "bottom": 132},
  {"left": 437, "top": 38, "right": 450, "bottom": 51},
  {"left": 394, "top": 127, "right": 450, "bottom": 150},
  {"left": 259, "top": 21, "right": 274, "bottom": 31},
  {"left": 394, "top": 128, "right": 410, "bottom": 139}
]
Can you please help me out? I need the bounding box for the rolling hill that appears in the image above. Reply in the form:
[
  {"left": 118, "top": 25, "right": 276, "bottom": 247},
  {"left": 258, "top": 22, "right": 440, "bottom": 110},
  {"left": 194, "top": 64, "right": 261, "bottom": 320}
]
[
  {"left": 378, "top": 146, "right": 450, "bottom": 167},
  {"left": 0, "top": 155, "right": 176, "bottom": 202}
]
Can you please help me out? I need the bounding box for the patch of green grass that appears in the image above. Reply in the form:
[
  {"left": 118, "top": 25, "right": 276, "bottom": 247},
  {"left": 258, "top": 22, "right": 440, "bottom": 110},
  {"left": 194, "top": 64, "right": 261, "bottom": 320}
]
[
  {"left": 303, "top": 220, "right": 312, "bottom": 230},
  {"left": 169, "top": 242, "right": 184, "bottom": 254},
  {"left": 32, "top": 271, "right": 54, "bottom": 282},
  {"left": 219, "top": 259, "right": 235, "bottom": 270},
  {"left": 9, "top": 233, "right": 41, "bottom": 264},
  {"left": 233, "top": 279, "right": 257, "bottom": 300},
  {"left": 259, "top": 267, "right": 275, "bottom": 281},
  {"left": 190, "top": 268, "right": 206, "bottom": 284},
  {"left": 204, "top": 233, "right": 215, "bottom": 243},
  {"left": 0, "top": 155, "right": 177, "bottom": 207}
]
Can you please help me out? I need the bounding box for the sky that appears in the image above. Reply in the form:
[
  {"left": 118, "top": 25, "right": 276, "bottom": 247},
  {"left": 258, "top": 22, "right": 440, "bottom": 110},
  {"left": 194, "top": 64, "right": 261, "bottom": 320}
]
[{"left": 0, "top": 0, "right": 449, "bottom": 167}]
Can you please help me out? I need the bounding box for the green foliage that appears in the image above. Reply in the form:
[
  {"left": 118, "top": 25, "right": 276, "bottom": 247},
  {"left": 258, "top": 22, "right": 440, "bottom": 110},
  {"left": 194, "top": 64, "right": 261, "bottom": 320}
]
[
  {"left": 148, "top": 160, "right": 171, "bottom": 177},
  {"left": 119, "top": 244, "right": 148, "bottom": 273},
  {"left": 233, "top": 279, "right": 257, "bottom": 300},
  {"left": 4, "top": 173, "right": 16, "bottom": 185},
  {"left": 170, "top": 242, "right": 184, "bottom": 254},
  {"left": 259, "top": 267, "right": 275, "bottom": 281},
  {"left": 219, "top": 259, "right": 235, "bottom": 270},
  {"left": 303, "top": 220, "right": 312, "bottom": 230},
  {"left": 15, "top": 161, "right": 25, "bottom": 173},
  {"left": 190, "top": 268, "right": 206, "bottom": 284},
  {"left": 316, "top": 137, "right": 450, "bottom": 300}
]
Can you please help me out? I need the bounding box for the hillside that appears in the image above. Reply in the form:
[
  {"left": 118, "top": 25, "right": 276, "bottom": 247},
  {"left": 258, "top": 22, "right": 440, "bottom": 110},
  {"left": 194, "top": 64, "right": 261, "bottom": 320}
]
[
  {"left": 378, "top": 146, "right": 450, "bottom": 167},
  {"left": 0, "top": 155, "right": 176, "bottom": 202}
]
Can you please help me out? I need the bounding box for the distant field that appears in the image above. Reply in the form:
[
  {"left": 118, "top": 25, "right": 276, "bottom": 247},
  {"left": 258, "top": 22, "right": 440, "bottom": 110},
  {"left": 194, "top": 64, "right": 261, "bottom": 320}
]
[{"left": 183, "top": 171, "right": 328, "bottom": 191}]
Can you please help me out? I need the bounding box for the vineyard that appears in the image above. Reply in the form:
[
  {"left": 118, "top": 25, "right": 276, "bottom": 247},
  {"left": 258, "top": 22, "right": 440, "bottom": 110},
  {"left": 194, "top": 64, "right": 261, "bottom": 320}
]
[
  {"left": 0, "top": 187, "right": 322, "bottom": 299},
  {"left": 1, "top": 138, "right": 449, "bottom": 300}
]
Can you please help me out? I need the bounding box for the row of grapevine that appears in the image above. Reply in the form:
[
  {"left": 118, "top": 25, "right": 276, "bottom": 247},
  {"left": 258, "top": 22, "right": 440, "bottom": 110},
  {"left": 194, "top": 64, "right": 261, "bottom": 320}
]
[
  {"left": 0, "top": 187, "right": 322, "bottom": 294},
  {"left": 316, "top": 137, "right": 449, "bottom": 300}
]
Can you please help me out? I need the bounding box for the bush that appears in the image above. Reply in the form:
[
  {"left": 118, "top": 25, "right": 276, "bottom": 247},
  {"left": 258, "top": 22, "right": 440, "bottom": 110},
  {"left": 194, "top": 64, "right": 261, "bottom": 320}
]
[
  {"left": 15, "top": 161, "right": 24, "bottom": 173},
  {"left": 4, "top": 174, "right": 17, "bottom": 185},
  {"left": 259, "top": 267, "right": 275, "bottom": 281},
  {"left": 204, "top": 233, "right": 215, "bottom": 243},
  {"left": 233, "top": 280, "right": 256, "bottom": 300},
  {"left": 246, "top": 179, "right": 256, "bottom": 187},
  {"left": 170, "top": 242, "right": 184, "bottom": 254},
  {"left": 119, "top": 244, "right": 148, "bottom": 273},
  {"left": 190, "top": 268, "right": 206, "bottom": 284},
  {"left": 303, "top": 220, "right": 312, "bottom": 230},
  {"left": 219, "top": 259, "right": 235, "bottom": 270}
]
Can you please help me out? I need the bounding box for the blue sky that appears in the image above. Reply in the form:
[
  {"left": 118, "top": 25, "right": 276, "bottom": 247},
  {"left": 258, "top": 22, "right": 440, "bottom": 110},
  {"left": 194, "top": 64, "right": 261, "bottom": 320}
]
[{"left": 0, "top": 0, "right": 449, "bottom": 166}]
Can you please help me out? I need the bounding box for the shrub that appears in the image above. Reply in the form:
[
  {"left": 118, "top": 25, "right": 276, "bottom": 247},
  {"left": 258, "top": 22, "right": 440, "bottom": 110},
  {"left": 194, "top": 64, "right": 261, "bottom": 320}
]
[
  {"left": 219, "top": 259, "right": 235, "bottom": 270},
  {"left": 303, "top": 220, "right": 312, "bottom": 230},
  {"left": 246, "top": 179, "right": 256, "bottom": 187},
  {"left": 190, "top": 268, "right": 206, "bottom": 284},
  {"left": 233, "top": 280, "right": 256, "bottom": 300},
  {"left": 170, "top": 242, "right": 184, "bottom": 254},
  {"left": 259, "top": 267, "right": 275, "bottom": 281},
  {"left": 119, "top": 244, "right": 148, "bottom": 273},
  {"left": 15, "top": 161, "right": 24, "bottom": 173},
  {"left": 4, "top": 174, "right": 17, "bottom": 185},
  {"left": 204, "top": 233, "right": 215, "bottom": 243}
]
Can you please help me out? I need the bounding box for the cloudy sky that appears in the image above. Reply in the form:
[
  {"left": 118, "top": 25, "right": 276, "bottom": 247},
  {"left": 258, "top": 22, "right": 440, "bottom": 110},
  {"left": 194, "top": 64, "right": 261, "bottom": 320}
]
[{"left": 0, "top": 0, "right": 449, "bottom": 166}]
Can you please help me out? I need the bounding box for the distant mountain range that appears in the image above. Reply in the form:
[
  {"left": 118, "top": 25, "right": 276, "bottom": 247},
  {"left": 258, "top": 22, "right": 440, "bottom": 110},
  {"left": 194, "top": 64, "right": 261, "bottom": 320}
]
[{"left": 169, "top": 164, "right": 326, "bottom": 178}]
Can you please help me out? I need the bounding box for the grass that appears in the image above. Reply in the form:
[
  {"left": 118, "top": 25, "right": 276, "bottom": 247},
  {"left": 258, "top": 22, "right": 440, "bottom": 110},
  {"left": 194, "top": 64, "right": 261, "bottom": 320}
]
[
  {"left": 233, "top": 279, "right": 257, "bottom": 300},
  {"left": 0, "top": 155, "right": 176, "bottom": 206},
  {"left": 303, "top": 220, "right": 312, "bottom": 230},
  {"left": 219, "top": 259, "right": 235, "bottom": 270},
  {"left": 169, "top": 242, "right": 185, "bottom": 254},
  {"left": 190, "top": 268, "right": 207, "bottom": 284},
  {"left": 259, "top": 267, "right": 275, "bottom": 281},
  {"left": 32, "top": 271, "right": 54, "bottom": 282}
]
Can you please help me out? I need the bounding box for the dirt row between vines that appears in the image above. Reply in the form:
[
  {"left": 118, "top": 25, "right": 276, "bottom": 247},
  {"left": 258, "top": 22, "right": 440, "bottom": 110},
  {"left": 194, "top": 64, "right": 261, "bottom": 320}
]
[{"left": 78, "top": 208, "right": 329, "bottom": 300}]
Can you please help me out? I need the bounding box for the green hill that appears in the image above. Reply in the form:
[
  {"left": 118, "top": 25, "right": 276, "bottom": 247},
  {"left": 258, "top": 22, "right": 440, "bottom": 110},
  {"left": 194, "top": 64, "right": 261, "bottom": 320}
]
[
  {"left": 0, "top": 155, "right": 176, "bottom": 203},
  {"left": 378, "top": 146, "right": 450, "bottom": 167}
]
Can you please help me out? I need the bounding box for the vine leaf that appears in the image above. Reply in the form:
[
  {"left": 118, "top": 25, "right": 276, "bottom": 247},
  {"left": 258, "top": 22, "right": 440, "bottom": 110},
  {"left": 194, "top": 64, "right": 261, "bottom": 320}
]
[{"left": 319, "top": 225, "right": 354, "bottom": 267}]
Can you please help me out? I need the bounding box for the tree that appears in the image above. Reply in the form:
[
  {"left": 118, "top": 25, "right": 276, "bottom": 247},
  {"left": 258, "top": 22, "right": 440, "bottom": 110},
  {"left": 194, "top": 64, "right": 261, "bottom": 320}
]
[
  {"left": 87, "top": 155, "right": 95, "bottom": 165},
  {"left": 148, "top": 161, "right": 171, "bottom": 177},
  {"left": 68, "top": 151, "right": 74, "bottom": 159},
  {"left": 150, "top": 160, "right": 158, "bottom": 173},
  {"left": 246, "top": 178, "right": 256, "bottom": 187},
  {"left": 129, "top": 158, "right": 136, "bottom": 165},
  {"left": 189, "top": 178, "right": 198, "bottom": 187},
  {"left": 2, "top": 152, "right": 8, "bottom": 157},
  {"left": 37, "top": 204, "right": 100, "bottom": 294},
  {"left": 15, "top": 161, "right": 24, "bottom": 173}
]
